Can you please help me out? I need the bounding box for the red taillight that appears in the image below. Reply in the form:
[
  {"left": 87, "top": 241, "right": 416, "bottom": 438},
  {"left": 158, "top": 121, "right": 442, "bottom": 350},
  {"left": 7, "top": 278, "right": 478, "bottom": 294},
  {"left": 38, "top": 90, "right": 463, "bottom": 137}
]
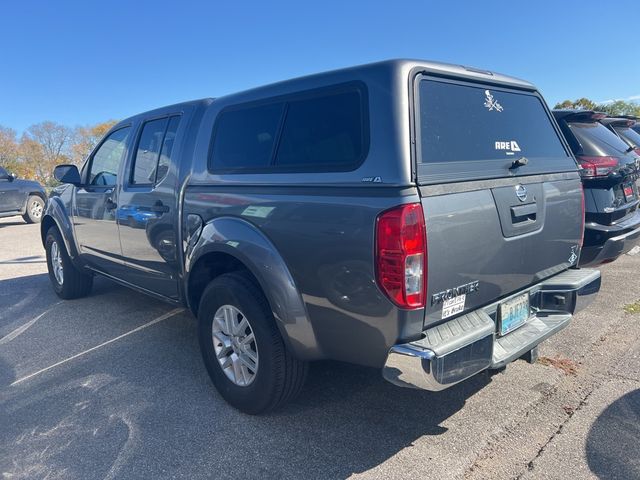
[
  {"left": 375, "top": 203, "right": 426, "bottom": 309},
  {"left": 576, "top": 155, "right": 619, "bottom": 178}
]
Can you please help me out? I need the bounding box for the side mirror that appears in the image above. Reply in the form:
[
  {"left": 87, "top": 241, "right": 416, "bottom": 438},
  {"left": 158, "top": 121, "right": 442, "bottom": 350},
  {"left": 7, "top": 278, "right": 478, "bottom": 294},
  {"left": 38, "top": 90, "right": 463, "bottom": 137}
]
[
  {"left": 8, "top": 173, "right": 17, "bottom": 182},
  {"left": 54, "top": 164, "right": 81, "bottom": 186}
]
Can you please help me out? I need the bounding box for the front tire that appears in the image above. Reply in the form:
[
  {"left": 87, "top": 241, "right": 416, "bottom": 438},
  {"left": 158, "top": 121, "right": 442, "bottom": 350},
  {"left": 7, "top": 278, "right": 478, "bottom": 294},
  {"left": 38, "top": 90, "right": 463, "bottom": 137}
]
[
  {"left": 45, "top": 227, "right": 93, "bottom": 299},
  {"left": 198, "top": 272, "right": 307, "bottom": 414},
  {"left": 22, "top": 195, "right": 45, "bottom": 224}
]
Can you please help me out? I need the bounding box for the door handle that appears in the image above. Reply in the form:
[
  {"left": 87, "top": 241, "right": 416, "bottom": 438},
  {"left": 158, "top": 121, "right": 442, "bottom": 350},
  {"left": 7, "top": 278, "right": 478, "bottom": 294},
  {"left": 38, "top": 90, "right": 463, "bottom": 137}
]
[
  {"left": 151, "top": 201, "right": 170, "bottom": 213},
  {"left": 510, "top": 203, "right": 537, "bottom": 224}
]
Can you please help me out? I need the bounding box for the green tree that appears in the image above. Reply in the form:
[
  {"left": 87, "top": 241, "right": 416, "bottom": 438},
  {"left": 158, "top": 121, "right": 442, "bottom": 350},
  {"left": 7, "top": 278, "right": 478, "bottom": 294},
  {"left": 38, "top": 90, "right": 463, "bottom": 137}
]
[
  {"left": 594, "top": 100, "right": 640, "bottom": 117},
  {"left": 555, "top": 97, "right": 640, "bottom": 117},
  {"left": 553, "top": 98, "right": 597, "bottom": 110}
]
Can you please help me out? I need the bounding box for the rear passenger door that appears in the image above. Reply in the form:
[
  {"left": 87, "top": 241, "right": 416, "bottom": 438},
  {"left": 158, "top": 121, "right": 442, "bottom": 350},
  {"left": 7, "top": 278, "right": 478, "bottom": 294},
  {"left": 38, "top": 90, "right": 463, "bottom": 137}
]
[{"left": 117, "top": 115, "right": 182, "bottom": 299}]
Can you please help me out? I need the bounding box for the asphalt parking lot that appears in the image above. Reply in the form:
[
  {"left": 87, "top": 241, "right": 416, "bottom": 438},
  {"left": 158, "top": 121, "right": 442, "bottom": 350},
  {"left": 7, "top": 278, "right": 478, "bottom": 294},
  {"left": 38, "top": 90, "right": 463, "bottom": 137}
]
[{"left": 1, "top": 216, "right": 639, "bottom": 480}]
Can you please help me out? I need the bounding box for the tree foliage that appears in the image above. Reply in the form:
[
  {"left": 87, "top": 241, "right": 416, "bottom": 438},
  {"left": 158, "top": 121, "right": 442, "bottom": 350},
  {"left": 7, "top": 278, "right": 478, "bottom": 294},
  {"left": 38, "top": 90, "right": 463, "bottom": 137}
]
[
  {"left": 0, "top": 127, "right": 20, "bottom": 173},
  {"left": 71, "top": 120, "right": 117, "bottom": 165},
  {"left": 553, "top": 98, "right": 640, "bottom": 117},
  {"left": 0, "top": 120, "right": 117, "bottom": 185}
]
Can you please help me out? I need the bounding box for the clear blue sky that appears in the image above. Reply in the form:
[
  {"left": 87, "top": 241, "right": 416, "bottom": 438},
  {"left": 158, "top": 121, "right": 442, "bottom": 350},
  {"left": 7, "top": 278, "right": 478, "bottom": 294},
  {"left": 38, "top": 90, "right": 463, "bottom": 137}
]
[{"left": 2, "top": 0, "right": 639, "bottom": 133}]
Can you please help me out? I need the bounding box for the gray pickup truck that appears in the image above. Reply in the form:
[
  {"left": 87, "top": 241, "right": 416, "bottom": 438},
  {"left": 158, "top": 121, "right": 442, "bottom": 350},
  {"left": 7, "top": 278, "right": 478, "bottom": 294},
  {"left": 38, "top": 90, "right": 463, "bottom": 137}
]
[{"left": 43, "top": 60, "right": 601, "bottom": 414}]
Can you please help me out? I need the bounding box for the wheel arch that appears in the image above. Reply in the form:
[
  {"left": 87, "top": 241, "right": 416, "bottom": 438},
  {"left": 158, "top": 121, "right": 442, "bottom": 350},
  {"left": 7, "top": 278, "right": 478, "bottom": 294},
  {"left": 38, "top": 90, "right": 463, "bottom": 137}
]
[
  {"left": 185, "top": 217, "right": 321, "bottom": 361},
  {"left": 40, "top": 197, "right": 79, "bottom": 260},
  {"left": 28, "top": 190, "right": 47, "bottom": 202}
]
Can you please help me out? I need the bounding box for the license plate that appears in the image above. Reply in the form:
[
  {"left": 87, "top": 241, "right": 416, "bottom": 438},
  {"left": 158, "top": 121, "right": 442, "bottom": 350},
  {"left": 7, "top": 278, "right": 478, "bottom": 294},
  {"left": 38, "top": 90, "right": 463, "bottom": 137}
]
[
  {"left": 623, "top": 183, "right": 635, "bottom": 202},
  {"left": 498, "top": 293, "right": 530, "bottom": 336}
]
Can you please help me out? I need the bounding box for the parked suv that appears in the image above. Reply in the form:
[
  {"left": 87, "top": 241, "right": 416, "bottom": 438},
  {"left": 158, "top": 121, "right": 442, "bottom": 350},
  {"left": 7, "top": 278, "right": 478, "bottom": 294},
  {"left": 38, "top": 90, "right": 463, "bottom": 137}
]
[
  {"left": 43, "top": 60, "right": 600, "bottom": 414},
  {"left": 553, "top": 110, "right": 640, "bottom": 266},
  {"left": 600, "top": 116, "right": 640, "bottom": 155},
  {"left": 0, "top": 166, "right": 47, "bottom": 223}
]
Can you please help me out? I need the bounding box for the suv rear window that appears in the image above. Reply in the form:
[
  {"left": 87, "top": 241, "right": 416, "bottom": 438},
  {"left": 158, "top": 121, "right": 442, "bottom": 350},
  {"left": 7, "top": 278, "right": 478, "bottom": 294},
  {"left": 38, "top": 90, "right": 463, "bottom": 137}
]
[
  {"left": 567, "top": 122, "right": 631, "bottom": 156},
  {"left": 210, "top": 83, "right": 368, "bottom": 173},
  {"left": 613, "top": 126, "right": 640, "bottom": 148},
  {"left": 416, "top": 78, "right": 571, "bottom": 183}
]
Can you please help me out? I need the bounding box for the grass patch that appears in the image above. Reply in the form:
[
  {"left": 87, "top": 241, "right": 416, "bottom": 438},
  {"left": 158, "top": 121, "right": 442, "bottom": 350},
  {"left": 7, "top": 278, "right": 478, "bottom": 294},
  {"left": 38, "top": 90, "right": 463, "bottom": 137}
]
[
  {"left": 537, "top": 356, "right": 578, "bottom": 375},
  {"left": 623, "top": 301, "right": 640, "bottom": 314}
]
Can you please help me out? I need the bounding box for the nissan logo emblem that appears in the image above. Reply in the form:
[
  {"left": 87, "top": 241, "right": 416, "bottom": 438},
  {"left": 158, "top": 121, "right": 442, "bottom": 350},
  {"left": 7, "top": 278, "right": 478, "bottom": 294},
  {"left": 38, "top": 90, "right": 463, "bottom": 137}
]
[{"left": 515, "top": 184, "right": 527, "bottom": 202}]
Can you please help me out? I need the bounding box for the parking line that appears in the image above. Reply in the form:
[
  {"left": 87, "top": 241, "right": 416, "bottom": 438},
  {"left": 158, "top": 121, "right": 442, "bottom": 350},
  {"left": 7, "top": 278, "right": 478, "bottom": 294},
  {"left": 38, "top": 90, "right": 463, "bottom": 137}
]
[
  {"left": 10, "top": 308, "right": 185, "bottom": 386},
  {"left": 0, "top": 302, "right": 63, "bottom": 345}
]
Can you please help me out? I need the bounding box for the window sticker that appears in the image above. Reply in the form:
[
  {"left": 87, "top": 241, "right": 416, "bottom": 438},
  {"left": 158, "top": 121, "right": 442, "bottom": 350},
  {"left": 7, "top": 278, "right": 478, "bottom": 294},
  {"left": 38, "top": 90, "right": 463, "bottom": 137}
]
[
  {"left": 442, "top": 294, "right": 466, "bottom": 319},
  {"left": 484, "top": 90, "right": 503, "bottom": 112},
  {"left": 494, "top": 140, "right": 521, "bottom": 155},
  {"left": 242, "top": 205, "right": 275, "bottom": 218},
  {"left": 568, "top": 245, "right": 578, "bottom": 264}
]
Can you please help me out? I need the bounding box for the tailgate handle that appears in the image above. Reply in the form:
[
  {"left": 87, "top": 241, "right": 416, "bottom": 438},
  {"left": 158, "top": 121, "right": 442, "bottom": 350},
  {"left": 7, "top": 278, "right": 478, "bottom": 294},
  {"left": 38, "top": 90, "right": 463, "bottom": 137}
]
[{"left": 511, "top": 203, "right": 537, "bottom": 224}]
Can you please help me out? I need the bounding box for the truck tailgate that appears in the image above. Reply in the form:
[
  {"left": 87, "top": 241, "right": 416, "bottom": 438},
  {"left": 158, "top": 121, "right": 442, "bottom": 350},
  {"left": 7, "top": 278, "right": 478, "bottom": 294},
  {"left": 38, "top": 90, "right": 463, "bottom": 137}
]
[
  {"left": 413, "top": 76, "right": 584, "bottom": 327},
  {"left": 421, "top": 173, "right": 583, "bottom": 326}
]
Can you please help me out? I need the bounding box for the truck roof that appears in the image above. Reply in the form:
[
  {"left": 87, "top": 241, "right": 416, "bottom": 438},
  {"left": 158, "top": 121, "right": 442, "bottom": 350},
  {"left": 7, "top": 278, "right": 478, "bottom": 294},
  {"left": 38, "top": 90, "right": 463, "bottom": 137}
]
[
  {"left": 214, "top": 58, "right": 536, "bottom": 103},
  {"left": 115, "top": 59, "right": 536, "bottom": 127}
]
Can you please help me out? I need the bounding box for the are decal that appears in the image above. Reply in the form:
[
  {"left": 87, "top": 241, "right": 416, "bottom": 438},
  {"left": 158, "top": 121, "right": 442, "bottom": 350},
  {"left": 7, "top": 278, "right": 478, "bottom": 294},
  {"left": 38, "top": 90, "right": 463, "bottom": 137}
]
[{"left": 494, "top": 140, "right": 521, "bottom": 156}]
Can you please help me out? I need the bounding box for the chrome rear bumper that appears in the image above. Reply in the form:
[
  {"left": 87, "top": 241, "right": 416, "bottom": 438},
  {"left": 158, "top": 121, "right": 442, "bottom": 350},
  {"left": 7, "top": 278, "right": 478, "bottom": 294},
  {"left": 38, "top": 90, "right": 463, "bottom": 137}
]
[{"left": 382, "top": 268, "right": 601, "bottom": 391}]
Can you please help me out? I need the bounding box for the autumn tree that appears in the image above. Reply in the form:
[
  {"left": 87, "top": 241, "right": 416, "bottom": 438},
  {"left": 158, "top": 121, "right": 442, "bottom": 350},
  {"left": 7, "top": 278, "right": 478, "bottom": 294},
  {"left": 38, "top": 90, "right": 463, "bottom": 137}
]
[
  {"left": 0, "top": 126, "right": 19, "bottom": 170},
  {"left": 71, "top": 120, "right": 117, "bottom": 165},
  {"left": 19, "top": 121, "right": 73, "bottom": 184}
]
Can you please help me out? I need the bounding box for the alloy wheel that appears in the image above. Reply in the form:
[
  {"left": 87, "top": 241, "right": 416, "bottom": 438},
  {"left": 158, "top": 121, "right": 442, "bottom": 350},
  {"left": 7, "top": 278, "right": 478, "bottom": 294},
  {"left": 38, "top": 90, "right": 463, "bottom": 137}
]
[{"left": 211, "top": 304, "right": 259, "bottom": 386}]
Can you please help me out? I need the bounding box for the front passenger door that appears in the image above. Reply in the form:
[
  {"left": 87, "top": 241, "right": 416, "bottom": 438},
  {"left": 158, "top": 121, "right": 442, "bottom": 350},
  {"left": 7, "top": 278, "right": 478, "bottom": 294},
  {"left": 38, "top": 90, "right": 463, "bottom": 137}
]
[{"left": 74, "top": 126, "right": 131, "bottom": 274}]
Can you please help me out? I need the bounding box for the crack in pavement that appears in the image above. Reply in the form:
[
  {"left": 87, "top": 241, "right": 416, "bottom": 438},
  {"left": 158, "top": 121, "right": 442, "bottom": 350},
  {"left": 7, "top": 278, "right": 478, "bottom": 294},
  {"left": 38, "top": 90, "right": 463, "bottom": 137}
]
[
  {"left": 464, "top": 290, "right": 640, "bottom": 480},
  {"left": 516, "top": 385, "right": 598, "bottom": 479}
]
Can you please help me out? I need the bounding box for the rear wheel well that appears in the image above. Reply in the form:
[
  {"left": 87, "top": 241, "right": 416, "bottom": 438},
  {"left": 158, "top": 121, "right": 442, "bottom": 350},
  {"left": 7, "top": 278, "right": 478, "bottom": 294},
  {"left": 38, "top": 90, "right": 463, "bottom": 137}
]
[{"left": 187, "top": 252, "right": 260, "bottom": 316}]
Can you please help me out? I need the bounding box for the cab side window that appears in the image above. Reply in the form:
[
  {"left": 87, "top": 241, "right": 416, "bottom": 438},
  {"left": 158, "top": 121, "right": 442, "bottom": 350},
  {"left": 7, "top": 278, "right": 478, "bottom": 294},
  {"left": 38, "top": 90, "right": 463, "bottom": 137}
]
[
  {"left": 131, "top": 116, "right": 181, "bottom": 186},
  {"left": 88, "top": 127, "right": 131, "bottom": 186}
]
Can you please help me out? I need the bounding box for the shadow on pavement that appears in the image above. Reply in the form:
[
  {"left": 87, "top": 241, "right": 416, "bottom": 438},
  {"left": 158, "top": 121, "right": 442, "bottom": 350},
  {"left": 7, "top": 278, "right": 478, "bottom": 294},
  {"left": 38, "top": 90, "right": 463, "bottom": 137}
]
[
  {"left": 0, "top": 220, "right": 27, "bottom": 228},
  {"left": 0, "top": 303, "right": 491, "bottom": 479},
  {"left": 586, "top": 388, "right": 640, "bottom": 480},
  {"left": 0, "top": 255, "right": 46, "bottom": 265},
  {"left": 0, "top": 274, "right": 56, "bottom": 328}
]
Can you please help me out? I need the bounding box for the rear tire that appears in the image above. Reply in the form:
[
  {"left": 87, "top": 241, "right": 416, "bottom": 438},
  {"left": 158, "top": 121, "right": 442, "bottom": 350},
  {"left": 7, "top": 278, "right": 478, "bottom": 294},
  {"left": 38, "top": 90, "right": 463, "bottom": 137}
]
[
  {"left": 45, "top": 227, "right": 93, "bottom": 299},
  {"left": 198, "top": 271, "right": 307, "bottom": 414},
  {"left": 22, "top": 195, "right": 45, "bottom": 224}
]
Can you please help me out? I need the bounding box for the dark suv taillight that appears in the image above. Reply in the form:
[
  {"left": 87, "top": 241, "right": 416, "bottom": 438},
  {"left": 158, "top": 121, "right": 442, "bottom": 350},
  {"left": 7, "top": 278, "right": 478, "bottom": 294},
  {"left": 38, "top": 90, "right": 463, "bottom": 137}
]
[
  {"left": 579, "top": 186, "right": 585, "bottom": 248},
  {"left": 576, "top": 155, "right": 619, "bottom": 178},
  {"left": 375, "top": 203, "right": 426, "bottom": 309}
]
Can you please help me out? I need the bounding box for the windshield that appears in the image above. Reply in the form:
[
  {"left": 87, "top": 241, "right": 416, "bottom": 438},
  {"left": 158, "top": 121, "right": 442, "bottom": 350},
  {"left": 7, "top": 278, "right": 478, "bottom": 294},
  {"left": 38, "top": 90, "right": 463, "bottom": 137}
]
[{"left": 567, "top": 122, "right": 631, "bottom": 156}]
